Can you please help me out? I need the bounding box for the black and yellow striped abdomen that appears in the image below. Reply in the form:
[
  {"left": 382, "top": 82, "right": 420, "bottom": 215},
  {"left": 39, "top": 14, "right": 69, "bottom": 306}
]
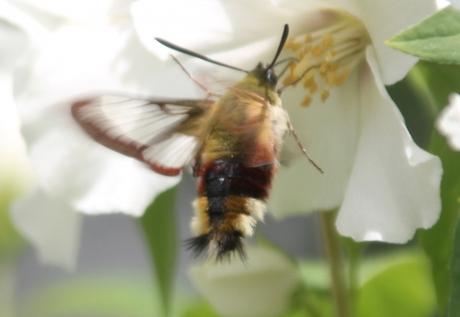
[{"left": 188, "top": 158, "right": 274, "bottom": 259}]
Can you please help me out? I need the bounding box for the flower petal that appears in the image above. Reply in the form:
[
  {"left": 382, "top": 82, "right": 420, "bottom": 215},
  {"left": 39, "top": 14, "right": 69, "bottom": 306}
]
[
  {"left": 437, "top": 93, "right": 460, "bottom": 151},
  {"left": 22, "top": 94, "right": 179, "bottom": 216},
  {"left": 449, "top": 0, "right": 460, "bottom": 9},
  {"left": 270, "top": 66, "right": 361, "bottom": 215},
  {"left": 348, "top": 0, "right": 437, "bottom": 84},
  {"left": 0, "top": 74, "right": 33, "bottom": 193},
  {"left": 74, "top": 157, "right": 179, "bottom": 216},
  {"left": 0, "top": 16, "right": 32, "bottom": 185},
  {"left": 15, "top": 24, "right": 181, "bottom": 217},
  {"left": 307, "top": 0, "right": 436, "bottom": 84},
  {"left": 189, "top": 246, "right": 300, "bottom": 317},
  {"left": 11, "top": 189, "right": 82, "bottom": 269},
  {"left": 130, "top": 0, "right": 319, "bottom": 60},
  {"left": 336, "top": 47, "right": 442, "bottom": 243},
  {"left": 11, "top": 0, "right": 126, "bottom": 24}
]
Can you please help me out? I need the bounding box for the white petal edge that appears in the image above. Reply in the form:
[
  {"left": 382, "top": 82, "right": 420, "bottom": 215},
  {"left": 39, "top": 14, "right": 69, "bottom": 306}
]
[
  {"left": 189, "top": 246, "right": 299, "bottom": 317},
  {"left": 130, "top": 0, "right": 325, "bottom": 60},
  {"left": 450, "top": 0, "right": 460, "bottom": 9},
  {"left": 336, "top": 47, "right": 442, "bottom": 243},
  {"left": 74, "top": 157, "right": 179, "bottom": 217},
  {"left": 12, "top": 0, "right": 117, "bottom": 23},
  {"left": 436, "top": 0, "right": 451, "bottom": 9},
  {"left": 329, "top": 0, "right": 437, "bottom": 85},
  {"left": 0, "top": 1, "right": 48, "bottom": 44},
  {"left": 15, "top": 24, "right": 181, "bottom": 216},
  {"left": 259, "top": 0, "right": 435, "bottom": 84},
  {"left": 23, "top": 99, "right": 179, "bottom": 217},
  {"left": 0, "top": 73, "right": 33, "bottom": 193},
  {"left": 437, "top": 93, "right": 460, "bottom": 151},
  {"left": 11, "top": 188, "right": 82, "bottom": 269},
  {"left": 0, "top": 18, "right": 33, "bottom": 187}
]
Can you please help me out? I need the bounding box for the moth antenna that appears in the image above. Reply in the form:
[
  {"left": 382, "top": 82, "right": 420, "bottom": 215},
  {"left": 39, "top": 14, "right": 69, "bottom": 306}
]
[
  {"left": 267, "top": 24, "right": 290, "bottom": 69},
  {"left": 277, "top": 61, "right": 296, "bottom": 79},
  {"left": 273, "top": 57, "right": 299, "bottom": 67},
  {"left": 156, "top": 38, "right": 249, "bottom": 73}
]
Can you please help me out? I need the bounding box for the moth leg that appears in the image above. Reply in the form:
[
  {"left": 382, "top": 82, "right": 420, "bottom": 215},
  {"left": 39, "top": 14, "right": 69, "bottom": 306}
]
[
  {"left": 286, "top": 119, "right": 324, "bottom": 174},
  {"left": 170, "top": 55, "right": 220, "bottom": 99}
]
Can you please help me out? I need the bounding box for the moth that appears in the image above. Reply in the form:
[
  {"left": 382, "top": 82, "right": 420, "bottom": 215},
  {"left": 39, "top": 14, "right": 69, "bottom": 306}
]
[{"left": 71, "top": 24, "right": 322, "bottom": 260}]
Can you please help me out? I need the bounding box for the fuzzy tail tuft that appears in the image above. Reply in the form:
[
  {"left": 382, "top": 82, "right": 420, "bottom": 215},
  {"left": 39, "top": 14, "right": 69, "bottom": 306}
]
[
  {"left": 185, "top": 234, "right": 210, "bottom": 258},
  {"left": 185, "top": 231, "right": 246, "bottom": 261}
]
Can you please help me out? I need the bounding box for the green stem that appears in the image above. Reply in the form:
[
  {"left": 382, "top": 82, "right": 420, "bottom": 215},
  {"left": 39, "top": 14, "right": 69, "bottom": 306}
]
[
  {"left": 320, "top": 211, "right": 349, "bottom": 317},
  {"left": 345, "top": 239, "right": 363, "bottom": 316},
  {"left": 0, "top": 261, "right": 15, "bottom": 317}
]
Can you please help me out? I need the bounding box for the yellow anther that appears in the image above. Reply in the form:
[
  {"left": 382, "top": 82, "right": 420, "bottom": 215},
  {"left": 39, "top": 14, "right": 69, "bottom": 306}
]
[
  {"left": 319, "top": 61, "right": 330, "bottom": 74},
  {"left": 285, "top": 40, "right": 302, "bottom": 51},
  {"left": 285, "top": 16, "right": 369, "bottom": 110},
  {"left": 328, "top": 63, "right": 338, "bottom": 72},
  {"left": 322, "top": 34, "right": 333, "bottom": 49},
  {"left": 313, "top": 34, "right": 334, "bottom": 56},
  {"left": 304, "top": 33, "right": 313, "bottom": 43},
  {"left": 326, "top": 70, "right": 349, "bottom": 86},
  {"left": 312, "top": 44, "right": 324, "bottom": 57},
  {"left": 320, "top": 90, "right": 330, "bottom": 102},
  {"left": 303, "top": 76, "right": 318, "bottom": 94},
  {"left": 301, "top": 95, "right": 312, "bottom": 107},
  {"left": 289, "top": 62, "right": 297, "bottom": 72},
  {"left": 298, "top": 47, "right": 311, "bottom": 59},
  {"left": 283, "top": 71, "right": 298, "bottom": 86},
  {"left": 325, "top": 51, "right": 336, "bottom": 61}
]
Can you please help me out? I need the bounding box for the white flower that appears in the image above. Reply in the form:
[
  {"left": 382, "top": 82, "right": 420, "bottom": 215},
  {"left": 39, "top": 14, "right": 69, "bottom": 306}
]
[
  {"left": 0, "top": 3, "right": 33, "bottom": 193},
  {"left": 436, "top": 0, "right": 459, "bottom": 10},
  {"left": 131, "top": 0, "right": 442, "bottom": 243},
  {"left": 189, "top": 246, "right": 300, "bottom": 317},
  {"left": 7, "top": 0, "right": 189, "bottom": 268},
  {"left": 437, "top": 94, "right": 460, "bottom": 150},
  {"left": 449, "top": 0, "right": 460, "bottom": 9}
]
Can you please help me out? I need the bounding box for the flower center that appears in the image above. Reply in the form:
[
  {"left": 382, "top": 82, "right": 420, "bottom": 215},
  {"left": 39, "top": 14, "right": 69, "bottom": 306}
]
[{"left": 282, "top": 12, "right": 369, "bottom": 107}]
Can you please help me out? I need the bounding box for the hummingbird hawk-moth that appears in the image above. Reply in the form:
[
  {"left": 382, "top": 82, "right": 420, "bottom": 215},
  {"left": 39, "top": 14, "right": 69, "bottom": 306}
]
[{"left": 71, "top": 25, "right": 322, "bottom": 260}]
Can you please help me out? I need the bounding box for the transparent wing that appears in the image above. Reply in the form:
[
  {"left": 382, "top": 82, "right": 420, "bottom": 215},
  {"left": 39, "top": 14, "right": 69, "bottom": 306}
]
[{"left": 71, "top": 94, "right": 214, "bottom": 176}]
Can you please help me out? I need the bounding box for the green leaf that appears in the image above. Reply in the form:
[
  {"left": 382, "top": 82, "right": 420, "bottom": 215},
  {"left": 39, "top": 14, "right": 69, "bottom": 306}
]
[
  {"left": 298, "top": 260, "right": 330, "bottom": 291},
  {"left": 415, "top": 62, "right": 460, "bottom": 311},
  {"left": 448, "top": 219, "right": 460, "bottom": 316},
  {"left": 20, "top": 276, "right": 160, "bottom": 317},
  {"left": 356, "top": 254, "right": 436, "bottom": 317},
  {"left": 140, "top": 187, "right": 178, "bottom": 317},
  {"left": 386, "top": 7, "right": 460, "bottom": 64},
  {"left": 182, "top": 300, "right": 220, "bottom": 317}
]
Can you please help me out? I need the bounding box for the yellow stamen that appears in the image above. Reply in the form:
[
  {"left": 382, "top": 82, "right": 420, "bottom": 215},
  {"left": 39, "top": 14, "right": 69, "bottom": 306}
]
[
  {"left": 283, "top": 70, "right": 298, "bottom": 86},
  {"left": 281, "top": 13, "right": 369, "bottom": 107},
  {"left": 326, "top": 70, "right": 349, "bottom": 86},
  {"left": 303, "top": 76, "right": 318, "bottom": 94},
  {"left": 285, "top": 40, "right": 302, "bottom": 51},
  {"left": 302, "top": 95, "right": 312, "bottom": 107},
  {"left": 321, "top": 90, "right": 330, "bottom": 102}
]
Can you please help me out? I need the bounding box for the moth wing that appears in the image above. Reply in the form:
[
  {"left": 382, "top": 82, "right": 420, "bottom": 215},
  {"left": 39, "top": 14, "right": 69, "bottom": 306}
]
[{"left": 71, "top": 94, "right": 214, "bottom": 176}]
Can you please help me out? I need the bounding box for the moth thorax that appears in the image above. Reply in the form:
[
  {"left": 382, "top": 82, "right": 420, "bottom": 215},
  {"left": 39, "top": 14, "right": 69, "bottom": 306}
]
[{"left": 283, "top": 11, "right": 369, "bottom": 107}]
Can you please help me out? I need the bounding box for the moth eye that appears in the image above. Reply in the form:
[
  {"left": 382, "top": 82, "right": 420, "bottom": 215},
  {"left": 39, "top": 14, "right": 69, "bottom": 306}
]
[{"left": 265, "top": 69, "right": 278, "bottom": 86}]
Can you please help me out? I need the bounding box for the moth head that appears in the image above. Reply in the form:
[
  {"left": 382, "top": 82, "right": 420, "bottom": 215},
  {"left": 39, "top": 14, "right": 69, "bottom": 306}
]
[{"left": 251, "top": 62, "right": 279, "bottom": 89}]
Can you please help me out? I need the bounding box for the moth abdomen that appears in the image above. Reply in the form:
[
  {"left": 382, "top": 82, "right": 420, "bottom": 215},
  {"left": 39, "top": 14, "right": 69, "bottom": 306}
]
[{"left": 189, "top": 157, "right": 272, "bottom": 260}]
